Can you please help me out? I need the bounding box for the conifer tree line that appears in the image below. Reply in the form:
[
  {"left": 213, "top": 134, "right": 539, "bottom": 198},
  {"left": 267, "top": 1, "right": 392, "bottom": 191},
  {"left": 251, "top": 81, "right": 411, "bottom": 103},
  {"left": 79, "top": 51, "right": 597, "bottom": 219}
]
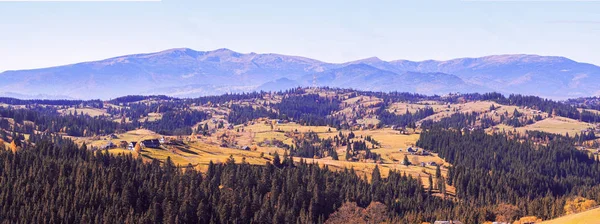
[
  {"left": 0, "top": 106, "right": 122, "bottom": 137},
  {"left": 376, "top": 107, "right": 434, "bottom": 128},
  {"left": 473, "top": 92, "right": 600, "bottom": 123},
  {"left": 0, "top": 134, "right": 476, "bottom": 223},
  {"left": 0, "top": 106, "right": 208, "bottom": 137},
  {"left": 417, "top": 128, "right": 600, "bottom": 220}
]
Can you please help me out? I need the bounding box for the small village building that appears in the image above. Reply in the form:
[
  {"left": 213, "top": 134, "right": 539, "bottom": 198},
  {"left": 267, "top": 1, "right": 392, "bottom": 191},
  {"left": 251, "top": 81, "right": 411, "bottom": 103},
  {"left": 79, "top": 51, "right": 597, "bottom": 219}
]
[
  {"left": 141, "top": 139, "right": 161, "bottom": 148},
  {"left": 407, "top": 147, "right": 418, "bottom": 154},
  {"left": 128, "top": 142, "right": 137, "bottom": 151},
  {"left": 102, "top": 141, "right": 116, "bottom": 150},
  {"left": 119, "top": 141, "right": 128, "bottom": 148}
]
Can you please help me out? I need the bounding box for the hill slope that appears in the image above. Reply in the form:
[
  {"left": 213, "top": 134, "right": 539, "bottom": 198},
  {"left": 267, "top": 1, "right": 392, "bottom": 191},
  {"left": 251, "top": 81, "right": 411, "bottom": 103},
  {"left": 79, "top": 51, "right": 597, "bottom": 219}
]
[{"left": 540, "top": 207, "right": 600, "bottom": 224}]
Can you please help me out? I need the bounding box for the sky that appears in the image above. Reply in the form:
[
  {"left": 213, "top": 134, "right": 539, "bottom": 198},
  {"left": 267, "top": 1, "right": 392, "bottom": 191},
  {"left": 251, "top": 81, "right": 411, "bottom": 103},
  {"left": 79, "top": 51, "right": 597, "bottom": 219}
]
[{"left": 0, "top": 0, "right": 599, "bottom": 72}]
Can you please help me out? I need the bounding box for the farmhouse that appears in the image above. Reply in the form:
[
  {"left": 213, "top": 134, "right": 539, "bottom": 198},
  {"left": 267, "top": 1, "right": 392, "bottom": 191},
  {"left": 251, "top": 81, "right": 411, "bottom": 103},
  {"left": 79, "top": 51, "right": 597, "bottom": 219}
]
[
  {"left": 119, "top": 141, "right": 128, "bottom": 148},
  {"left": 141, "top": 139, "right": 161, "bottom": 148},
  {"left": 102, "top": 141, "right": 115, "bottom": 150},
  {"left": 407, "top": 147, "right": 418, "bottom": 154},
  {"left": 127, "top": 142, "right": 137, "bottom": 150}
]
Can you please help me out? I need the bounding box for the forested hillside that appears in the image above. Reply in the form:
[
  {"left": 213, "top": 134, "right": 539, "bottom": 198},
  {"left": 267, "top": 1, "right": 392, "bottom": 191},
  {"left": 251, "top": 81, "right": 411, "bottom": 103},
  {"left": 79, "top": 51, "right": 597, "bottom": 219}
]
[
  {"left": 0, "top": 87, "right": 599, "bottom": 223},
  {"left": 0, "top": 135, "right": 457, "bottom": 223},
  {"left": 417, "top": 128, "right": 600, "bottom": 220}
]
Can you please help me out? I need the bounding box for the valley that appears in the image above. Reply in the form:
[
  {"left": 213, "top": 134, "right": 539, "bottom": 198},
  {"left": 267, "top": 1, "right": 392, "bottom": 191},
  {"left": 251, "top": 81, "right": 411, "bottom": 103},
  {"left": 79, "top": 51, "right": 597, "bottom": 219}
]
[{"left": 1, "top": 87, "right": 600, "bottom": 223}]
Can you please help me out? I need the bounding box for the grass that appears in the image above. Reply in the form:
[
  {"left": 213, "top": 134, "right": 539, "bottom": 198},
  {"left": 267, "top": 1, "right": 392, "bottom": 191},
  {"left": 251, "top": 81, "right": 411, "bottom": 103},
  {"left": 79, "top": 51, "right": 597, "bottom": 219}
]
[
  {"left": 138, "top": 112, "right": 163, "bottom": 122},
  {"left": 69, "top": 122, "right": 453, "bottom": 195},
  {"left": 58, "top": 107, "right": 109, "bottom": 117},
  {"left": 156, "top": 122, "right": 453, "bottom": 194},
  {"left": 516, "top": 117, "right": 594, "bottom": 136},
  {"left": 540, "top": 207, "right": 600, "bottom": 224},
  {"left": 73, "top": 129, "right": 162, "bottom": 148}
]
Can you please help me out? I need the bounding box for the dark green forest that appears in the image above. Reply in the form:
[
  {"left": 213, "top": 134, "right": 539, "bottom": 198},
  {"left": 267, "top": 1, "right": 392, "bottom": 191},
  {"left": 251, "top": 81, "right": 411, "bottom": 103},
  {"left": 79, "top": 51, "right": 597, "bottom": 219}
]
[
  {"left": 417, "top": 128, "right": 600, "bottom": 220},
  {"left": 0, "top": 134, "right": 462, "bottom": 223}
]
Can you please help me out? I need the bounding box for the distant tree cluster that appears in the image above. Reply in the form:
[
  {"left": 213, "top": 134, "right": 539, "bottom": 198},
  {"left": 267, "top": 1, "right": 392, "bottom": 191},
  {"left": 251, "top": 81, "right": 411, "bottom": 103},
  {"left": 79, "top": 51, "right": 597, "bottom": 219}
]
[
  {"left": 0, "top": 97, "right": 103, "bottom": 108},
  {"left": 142, "top": 110, "right": 209, "bottom": 135},
  {"left": 274, "top": 94, "right": 342, "bottom": 126},
  {"left": 108, "top": 95, "right": 176, "bottom": 104},
  {"left": 377, "top": 107, "right": 434, "bottom": 128},
  {"left": 227, "top": 105, "right": 277, "bottom": 124},
  {"left": 477, "top": 92, "right": 600, "bottom": 123},
  {"left": 0, "top": 106, "right": 123, "bottom": 137}
]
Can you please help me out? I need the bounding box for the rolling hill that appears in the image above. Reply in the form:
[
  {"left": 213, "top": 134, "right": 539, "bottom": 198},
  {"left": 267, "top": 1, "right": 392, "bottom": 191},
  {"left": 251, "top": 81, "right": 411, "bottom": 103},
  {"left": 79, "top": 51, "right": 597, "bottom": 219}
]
[{"left": 1, "top": 48, "right": 599, "bottom": 99}]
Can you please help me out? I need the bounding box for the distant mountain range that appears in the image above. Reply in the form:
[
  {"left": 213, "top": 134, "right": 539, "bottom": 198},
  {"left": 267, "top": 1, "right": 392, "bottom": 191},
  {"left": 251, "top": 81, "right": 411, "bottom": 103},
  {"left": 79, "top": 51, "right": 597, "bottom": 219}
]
[{"left": 1, "top": 48, "right": 599, "bottom": 99}]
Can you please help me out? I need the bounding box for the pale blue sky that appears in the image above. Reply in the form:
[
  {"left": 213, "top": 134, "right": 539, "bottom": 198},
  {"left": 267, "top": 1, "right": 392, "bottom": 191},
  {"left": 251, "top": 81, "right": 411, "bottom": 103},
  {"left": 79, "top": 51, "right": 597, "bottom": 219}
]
[{"left": 0, "top": 0, "right": 599, "bottom": 72}]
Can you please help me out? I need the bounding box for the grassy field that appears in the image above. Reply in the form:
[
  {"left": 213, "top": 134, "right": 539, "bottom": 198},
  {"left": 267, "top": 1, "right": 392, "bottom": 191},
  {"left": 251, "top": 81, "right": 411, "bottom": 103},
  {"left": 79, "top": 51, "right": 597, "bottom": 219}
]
[
  {"left": 68, "top": 121, "right": 453, "bottom": 194},
  {"left": 58, "top": 107, "right": 110, "bottom": 117},
  {"left": 138, "top": 112, "right": 163, "bottom": 122},
  {"left": 516, "top": 117, "right": 594, "bottom": 136},
  {"left": 579, "top": 108, "right": 600, "bottom": 115},
  {"left": 73, "top": 129, "right": 162, "bottom": 148},
  {"left": 136, "top": 140, "right": 449, "bottom": 191},
  {"left": 244, "top": 121, "right": 332, "bottom": 134},
  {"left": 115, "top": 122, "right": 455, "bottom": 194},
  {"left": 540, "top": 207, "right": 600, "bottom": 224}
]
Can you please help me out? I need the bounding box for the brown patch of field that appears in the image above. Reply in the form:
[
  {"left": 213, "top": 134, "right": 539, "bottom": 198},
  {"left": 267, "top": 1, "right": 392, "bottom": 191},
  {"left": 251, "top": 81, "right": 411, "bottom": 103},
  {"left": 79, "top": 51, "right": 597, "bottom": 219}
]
[
  {"left": 355, "top": 116, "right": 380, "bottom": 127},
  {"left": 486, "top": 116, "right": 593, "bottom": 137},
  {"left": 516, "top": 117, "right": 594, "bottom": 136},
  {"left": 411, "top": 101, "right": 550, "bottom": 128},
  {"left": 540, "top": 207, "right": 600, "bottom": 224},
  {"left": 138, "top": 112, "right": 163, "bottom": 122},
  {"left": 579, "top": 108, "right": 600, "bottom": 115},
  {"left": 387, "top": 102, "right": 434, "bottom": 115},
  {"left": 73, "top": 129, "right": 162, "bottom": 149},
  {"left": 58, "top": 107, "right": 110, "bottom": 117}
]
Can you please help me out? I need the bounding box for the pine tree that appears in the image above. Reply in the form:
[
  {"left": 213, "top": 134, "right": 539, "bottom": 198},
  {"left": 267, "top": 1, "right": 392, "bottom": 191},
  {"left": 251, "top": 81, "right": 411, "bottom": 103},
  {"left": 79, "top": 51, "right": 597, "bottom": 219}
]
[
  {"left": 345, "top": 144, "right": 352, "bottom": 161},
  {"left": 273, "top": 151, "right": 281, "bottom": 168},
  {"left": 428, "top": 174, "right": 433, "bottom": 194},
  {"left": 372, "top": 165, "right": 381, "bottom": 184},
  {"left": 331, "top": 150, "right": 339, "bottom": 160},
  {"left": 402, "top": 155, "right": 410, "bottom": 166}
]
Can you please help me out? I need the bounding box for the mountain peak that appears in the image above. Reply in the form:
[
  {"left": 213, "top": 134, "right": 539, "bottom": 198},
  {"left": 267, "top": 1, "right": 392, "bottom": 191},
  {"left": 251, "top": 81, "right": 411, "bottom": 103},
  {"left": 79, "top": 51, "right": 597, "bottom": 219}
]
[
  {"left": 349, "top": 57, "right": 384, "bottom": 64},
  {"left": 1, "top": 48, "right": 598, "bottom": 99},
  {"left": 477, "top": 54, "right": 572, "bottom": 64},
  {"left": 212, "top": 48, "right": 235, "bottom": 53}
]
